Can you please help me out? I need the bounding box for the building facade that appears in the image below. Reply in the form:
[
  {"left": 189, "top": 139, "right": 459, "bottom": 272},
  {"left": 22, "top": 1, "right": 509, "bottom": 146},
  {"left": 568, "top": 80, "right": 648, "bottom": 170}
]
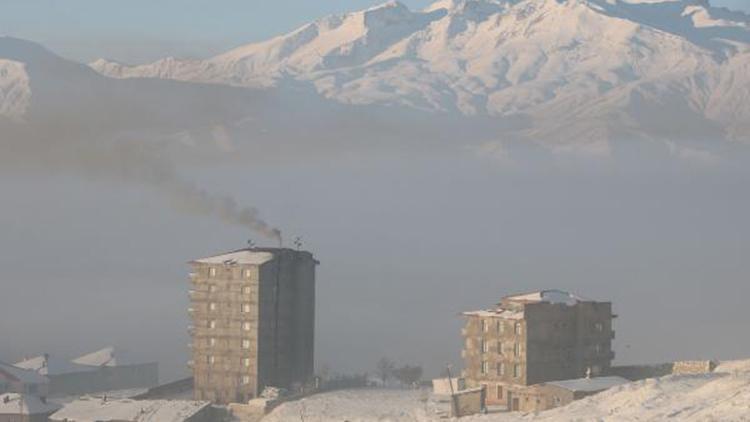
[
  {"left": 461, "top": 290, "right": 615, "bottom": 409},
  {"left": 189, "top": 248, "right": 317, "bottom": 404}
]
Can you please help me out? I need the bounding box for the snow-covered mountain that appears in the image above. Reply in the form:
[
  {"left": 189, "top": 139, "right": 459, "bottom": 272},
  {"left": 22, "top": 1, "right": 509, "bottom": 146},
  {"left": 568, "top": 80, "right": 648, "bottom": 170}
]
[{"left": 90, "top": 0, "right": 750, "bottom": 148}]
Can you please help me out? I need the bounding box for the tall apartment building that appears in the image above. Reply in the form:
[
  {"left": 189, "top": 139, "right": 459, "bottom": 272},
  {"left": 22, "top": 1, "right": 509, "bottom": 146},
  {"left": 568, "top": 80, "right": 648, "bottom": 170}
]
[
  {"left": 188, "top": 248, "right": 318, "bottom": 404},
  {"left": 461, "top": 290, "right": 615, "bottom": 408}
]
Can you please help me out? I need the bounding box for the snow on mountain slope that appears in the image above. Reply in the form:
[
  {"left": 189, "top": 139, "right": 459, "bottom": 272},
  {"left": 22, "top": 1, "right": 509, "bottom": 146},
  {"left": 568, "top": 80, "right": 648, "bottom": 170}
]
[
  {"left": 264, "top": 359, "right": 750, "bottom": 421},
  {"left": 0, "top": 59, "right": 31, "bottom": 120},
  {"left": 90, "top": 0, "right": 750, "bottom": 148}
]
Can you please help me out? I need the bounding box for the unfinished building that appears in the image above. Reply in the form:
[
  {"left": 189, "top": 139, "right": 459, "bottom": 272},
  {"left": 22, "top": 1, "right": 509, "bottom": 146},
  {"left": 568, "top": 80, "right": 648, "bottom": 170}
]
[
  {"left": 461, "top": 290, "right": 615, "bottom": 410},
  {"left": 188, "top": 248, "right": 317, "bottom": 404}
]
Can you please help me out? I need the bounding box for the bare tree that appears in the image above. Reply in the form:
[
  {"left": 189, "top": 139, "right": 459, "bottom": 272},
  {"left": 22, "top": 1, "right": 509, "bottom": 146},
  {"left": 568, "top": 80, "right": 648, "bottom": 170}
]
[
  {"left": 376, "top": 357, "right": 396, "bottom": 386},
  {"left": 393, "top": 365, "right": 423, "bottom": 387}
]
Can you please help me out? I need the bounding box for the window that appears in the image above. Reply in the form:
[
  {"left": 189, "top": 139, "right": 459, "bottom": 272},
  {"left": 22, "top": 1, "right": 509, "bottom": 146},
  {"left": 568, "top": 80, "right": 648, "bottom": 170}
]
[
  {"left": 594, "top": 343, "right": 602, "bottom": 354},
  {"left": 208, "top": 284, "right": 217, "bottom": 293},
  {"left": 481, "top": 319, "right": 489, "bottom": 332},
  {"left": 241, "top": 303, "right": 252, "bottom": 313},
  {"left": 242, "top": 339, "right": 251, "bottom": 349},
  {"left": 209, "top": 302, "right": 217, "bottom": 311},
  {"left": 481, "top": 361, "right": 489, "bottom": 374},
  {"left": 242, "top": 286, "right": 252, "bottom": 295},
  {"left": 515, "top": 322, "right": 522, "bottom": 335},
  {"left": 513, "top": 364, "right": 521, "bottom": 378},
  {"left": 497, "top": 341, "right": 503, "bottom": 355},
  {"left": 497, "top": 385, "right": 503, "bottom": 400},
  {"left": 481, "top": 339, "right": 489, "bottom": 354},
  {"left": 209, "top": 338, "right": 216, "bottom": 347},
  {"left": 243, "top": 358, "right": 251, "bottom": 367},
  {"left": 594, "top": 322, "right": 604, "bottom": 332},
  {"left": 497, "top": 362, "right": 505, "bottom": 376},
  {"left": 242, "top": 376, "right": 251, "bottom": 385},
  {"left": 208, "top": 267, "right": 217, "bottom": 278},
  {"left": 243, "top": 269, "right": 252, "bottom": 279},
  {"left": 514, "top": 343, "right": 521, "bottom": 357},
  {"left": 498, "top": 321, "right": 504, "bottom": 334},
  {"left": 243, "top": 322, "right": 252, "bottom": 331},
  {"left": 207, "top": 355, "right": 215, "bottom": 365},
  {"left": 208, "top": 320, "right": 216, "bottom": 329}
]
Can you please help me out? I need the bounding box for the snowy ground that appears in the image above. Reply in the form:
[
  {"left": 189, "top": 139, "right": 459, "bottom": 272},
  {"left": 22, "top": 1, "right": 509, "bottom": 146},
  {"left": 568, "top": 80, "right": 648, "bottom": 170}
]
[{"left": 264, "top": 360, "right": 750, "bottom": 421}]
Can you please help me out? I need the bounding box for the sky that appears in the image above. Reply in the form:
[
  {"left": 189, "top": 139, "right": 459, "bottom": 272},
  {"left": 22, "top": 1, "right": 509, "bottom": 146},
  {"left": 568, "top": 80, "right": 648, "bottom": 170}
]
[{"left": 0, "top": 0, "right": 748, "bottom": 63}]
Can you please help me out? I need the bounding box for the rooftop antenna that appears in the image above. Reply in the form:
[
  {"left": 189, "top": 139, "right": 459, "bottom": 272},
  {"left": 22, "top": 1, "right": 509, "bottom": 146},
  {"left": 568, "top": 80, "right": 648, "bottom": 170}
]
[
  {"left": 293, "top": 237, "right": 303, "bottom": 250},
  {"left": 247, "top": 239, "right": 255, "bottom": 249}
]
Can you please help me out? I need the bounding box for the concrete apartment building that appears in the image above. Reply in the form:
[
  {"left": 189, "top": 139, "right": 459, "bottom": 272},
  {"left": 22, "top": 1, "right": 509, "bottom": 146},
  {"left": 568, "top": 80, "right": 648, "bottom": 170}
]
[
  {"left": 461, "top": 290, "right": 615, "bottom": 410},
  {"left": 189, "top": 248, "right": 317, "bottom": 404}
]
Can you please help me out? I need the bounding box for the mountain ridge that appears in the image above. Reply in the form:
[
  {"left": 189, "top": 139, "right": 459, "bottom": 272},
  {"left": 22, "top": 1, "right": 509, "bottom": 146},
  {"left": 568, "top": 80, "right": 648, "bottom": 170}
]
[{"left": 86, "top": 0, "right": 750, "bottom": 148}]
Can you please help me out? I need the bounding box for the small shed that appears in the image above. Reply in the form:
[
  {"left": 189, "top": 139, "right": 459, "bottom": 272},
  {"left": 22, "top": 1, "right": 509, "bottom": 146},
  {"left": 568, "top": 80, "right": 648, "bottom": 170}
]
[{"left": 531, "top": 376, "right": 630, "bottom": 412}]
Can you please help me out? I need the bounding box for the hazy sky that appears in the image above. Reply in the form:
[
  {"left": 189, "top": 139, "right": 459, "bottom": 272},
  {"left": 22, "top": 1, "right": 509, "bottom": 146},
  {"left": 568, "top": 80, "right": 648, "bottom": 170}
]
[{"left": 0, "top": 0, "right": 748, "bottom": 63}]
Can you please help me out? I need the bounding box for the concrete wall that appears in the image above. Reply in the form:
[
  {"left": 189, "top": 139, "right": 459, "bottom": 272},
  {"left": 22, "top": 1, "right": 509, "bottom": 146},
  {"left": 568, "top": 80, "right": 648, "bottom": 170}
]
[
  {"left": 672, "top": 360, "right": 717, "bottom": 375},
  {"left": 256, "top": 250, "right": 316, "bottom": 394},
  {"left": 0, "top": 414, "right": 51, "bottom": 422},
  {"left": 47, "top": 363, "right": 158, "bottom": 397},
  {"left": 0, "top": 375, "right": 48, "bottom": 399},
  {"left": 450, "top": 387, "right": 485, "bottom": 417},
  {"left": 607, "top": 364, "right": 674, "bottom": 381}
]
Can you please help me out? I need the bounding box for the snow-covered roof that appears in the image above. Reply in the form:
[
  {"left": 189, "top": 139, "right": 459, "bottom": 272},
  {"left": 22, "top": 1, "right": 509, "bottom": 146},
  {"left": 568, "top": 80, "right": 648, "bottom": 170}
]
[
  {"left": 462, "top": 309, "right": 524, "bottom": 320},
  {"left": 544, "top": 376, "right": 630, "bottom": 393},
  {"left": 50, "top": 397, "right": 211, "bottom": 422},
  {"left": 504, "top": 290, "right": 589, "bottom": 306},
  {"left": 0, "top": 361, "right": 48, "bottom": 384},
  {"left": 15, "top": 355, "right": 95, "bottom": 376},
  {"left": 192, "top": 249, "right": 275, "bottom": 265},
  {"left": 0, "top": 393, "right": 60, "bottom": 415},
  {"left": 72, "top": 347, "right": 121, "bottom": 367}
]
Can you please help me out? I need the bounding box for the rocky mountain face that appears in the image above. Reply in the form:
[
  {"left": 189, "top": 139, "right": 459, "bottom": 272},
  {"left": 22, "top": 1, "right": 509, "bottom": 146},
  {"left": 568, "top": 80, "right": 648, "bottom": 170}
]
[{"left": 88, "top": 0, "right": 750, "bottom": 151}]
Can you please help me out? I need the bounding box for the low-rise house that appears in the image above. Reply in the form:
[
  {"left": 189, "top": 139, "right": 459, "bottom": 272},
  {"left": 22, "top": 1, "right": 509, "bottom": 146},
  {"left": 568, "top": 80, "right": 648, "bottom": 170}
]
[
  {"left": 0, "top": 362, "right": 49, "bottom": 399},
  {"left": 14, "top": 348, "right": 158, "bottom": 397},
  {"left": 49, "top": 397, "right": 214, "bottom": 422},
  {"left": 0, "top": 393, "right": 61, "bottom": 422}
]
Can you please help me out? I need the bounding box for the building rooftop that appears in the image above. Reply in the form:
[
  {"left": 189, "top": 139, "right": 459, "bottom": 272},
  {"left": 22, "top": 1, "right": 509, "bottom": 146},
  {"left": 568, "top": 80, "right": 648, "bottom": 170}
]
[
  {"left": 462, "top": 309, "right": 524, "bottom": 320},
  {"left": 503, "top": 290, "right": 589, "bottom": 306},
  {"left": 0, "top": 361, "right": 49, "bottom": 384},
  {"left": 544, "top": 376, "right": 630, "bottom": 393},
  {"left": 0, "top": 393, "right": 61, "bottom": 415},
  {"left": 192, "top": 249, "right": 275, "bottom": 265},
  {"left": 72, "top": 347, "right": 122, "bottom": 367},
  {"left": 50, "top": 397, "right": 211, "bottom": 422},
  {"left": 191, "top": 247, "right": 318, "bottom": 266}
]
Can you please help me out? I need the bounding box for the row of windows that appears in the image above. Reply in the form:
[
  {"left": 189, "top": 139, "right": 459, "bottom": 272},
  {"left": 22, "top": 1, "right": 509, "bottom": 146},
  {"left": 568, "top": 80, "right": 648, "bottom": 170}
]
[
  {"left": 205, "top": 353, "right": 254, "bottom": 366},
  {"left": 206, "top": 320, "right": 255, "bottom": 331},
  {"left": 204, "top": 285, "right": 254, "bottom": 294},
  {"left": 480, "top": 319, "right": 607, "bottom": 334},
  {"left": 205, "top": 338, "right": 255, "bottom": 348},
  {"left": 480, "top": 361, "right": 522, "bottom": 378},
  {"left": 478, "top": 339, "right": 522, "bottom": 356},
  {"left": 208, "top": 302, "right": 254, "bottom": 313},
  {"left": 207, "top": 267, "right": 254, "bottom": 279},
  {"left": 480, "top": 319, "right": 523, "bottom": 335}
]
